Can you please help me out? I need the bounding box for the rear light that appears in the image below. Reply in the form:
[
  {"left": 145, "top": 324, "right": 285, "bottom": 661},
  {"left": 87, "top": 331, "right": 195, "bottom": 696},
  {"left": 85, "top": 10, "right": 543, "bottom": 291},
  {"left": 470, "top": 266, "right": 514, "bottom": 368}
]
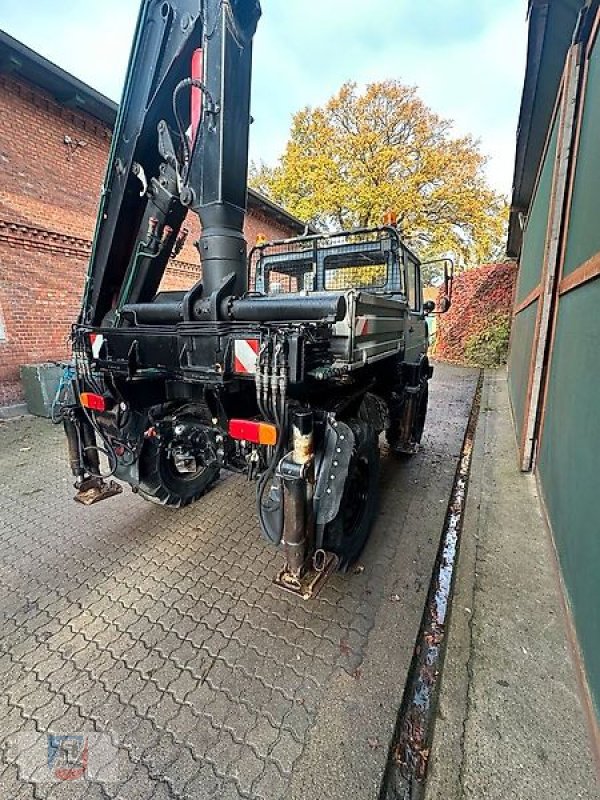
[
  {"left": 228, "top": 419, "right": 277, "bottom": 446},
  {"left": 79, "top": 392, "right": 106, "bottom": 412}
]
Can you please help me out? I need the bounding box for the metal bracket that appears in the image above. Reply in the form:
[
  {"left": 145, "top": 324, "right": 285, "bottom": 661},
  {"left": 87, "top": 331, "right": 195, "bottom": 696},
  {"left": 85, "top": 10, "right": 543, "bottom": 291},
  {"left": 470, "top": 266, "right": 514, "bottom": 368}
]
[{"left": 131, "top": 162, "right": 148, "bottom": 197}]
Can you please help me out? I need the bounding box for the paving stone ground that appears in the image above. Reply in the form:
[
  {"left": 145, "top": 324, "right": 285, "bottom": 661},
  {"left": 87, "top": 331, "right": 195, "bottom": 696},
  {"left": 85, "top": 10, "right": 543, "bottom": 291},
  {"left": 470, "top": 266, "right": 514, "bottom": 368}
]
[{"left": 0, "top": 363, "right": 478, "bottom": 800}]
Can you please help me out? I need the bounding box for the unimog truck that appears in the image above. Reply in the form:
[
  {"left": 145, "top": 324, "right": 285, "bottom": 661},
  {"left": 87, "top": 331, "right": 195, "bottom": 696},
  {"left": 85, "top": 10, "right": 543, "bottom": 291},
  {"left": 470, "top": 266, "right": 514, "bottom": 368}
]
[{"left": 61, "top": 0, "right": 453, "bottom": 598}]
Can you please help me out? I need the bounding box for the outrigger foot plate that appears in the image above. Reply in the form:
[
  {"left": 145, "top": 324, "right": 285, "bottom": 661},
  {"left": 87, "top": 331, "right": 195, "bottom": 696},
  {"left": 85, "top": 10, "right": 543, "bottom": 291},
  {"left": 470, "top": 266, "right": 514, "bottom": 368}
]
[
  {"left": 273, "top": 552, "right": 339, "bottom": 600},
  {"left": 74, "top": 478, "right": 123, "bottom": 506},
  {"left": 391, "top": 442, "right": 419, "bottom": 455}
]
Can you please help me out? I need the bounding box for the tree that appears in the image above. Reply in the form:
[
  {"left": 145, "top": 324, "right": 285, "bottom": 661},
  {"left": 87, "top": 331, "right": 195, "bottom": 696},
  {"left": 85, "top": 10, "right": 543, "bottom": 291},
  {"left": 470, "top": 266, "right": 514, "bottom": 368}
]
[{"left": 250, "top": 81, "right": 507, "bottom": 283}]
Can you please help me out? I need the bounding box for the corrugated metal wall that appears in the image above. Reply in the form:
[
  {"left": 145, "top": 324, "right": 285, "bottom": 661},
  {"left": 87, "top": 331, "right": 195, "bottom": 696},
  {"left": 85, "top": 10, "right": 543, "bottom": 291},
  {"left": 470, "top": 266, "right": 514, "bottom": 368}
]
[{"left": 509, "top": 18, "right": 600, "bottom": 715}]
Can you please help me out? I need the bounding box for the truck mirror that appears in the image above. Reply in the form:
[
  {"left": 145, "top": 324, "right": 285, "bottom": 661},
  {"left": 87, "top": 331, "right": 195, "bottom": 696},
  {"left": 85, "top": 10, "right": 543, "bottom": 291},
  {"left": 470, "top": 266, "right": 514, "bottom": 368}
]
[
  {"left": 423, "top": 300, "right": 436, "bottom": 315},
  {"left": 439, "top": 296, "right": 451, "bottom": 313},
  {"left": 418, "top": 258, "right": 454, "bottom": 314},
  {"left": 443, "top": 261, "right": 454, "bottom": 311}
]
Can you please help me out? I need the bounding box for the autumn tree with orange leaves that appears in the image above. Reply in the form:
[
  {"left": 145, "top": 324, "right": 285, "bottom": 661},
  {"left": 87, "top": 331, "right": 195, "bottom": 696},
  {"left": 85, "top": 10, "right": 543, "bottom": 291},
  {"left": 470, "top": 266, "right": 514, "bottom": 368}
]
[{"left": 250, "top": 81, "right": 507, "bottom": 282}]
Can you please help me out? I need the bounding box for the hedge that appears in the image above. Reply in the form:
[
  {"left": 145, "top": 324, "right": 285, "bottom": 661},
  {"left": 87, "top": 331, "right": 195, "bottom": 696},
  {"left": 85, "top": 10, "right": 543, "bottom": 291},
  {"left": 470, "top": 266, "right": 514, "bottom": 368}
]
[{"left": 434, "top": 262, "right": 517, "bottom": 367}]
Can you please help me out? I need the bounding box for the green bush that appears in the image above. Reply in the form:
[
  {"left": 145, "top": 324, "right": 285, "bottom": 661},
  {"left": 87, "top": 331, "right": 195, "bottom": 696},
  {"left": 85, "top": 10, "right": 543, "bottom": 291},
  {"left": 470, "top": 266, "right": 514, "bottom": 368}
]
[{"left": 464, "top": 315, "right": 511, "bottom": 368}]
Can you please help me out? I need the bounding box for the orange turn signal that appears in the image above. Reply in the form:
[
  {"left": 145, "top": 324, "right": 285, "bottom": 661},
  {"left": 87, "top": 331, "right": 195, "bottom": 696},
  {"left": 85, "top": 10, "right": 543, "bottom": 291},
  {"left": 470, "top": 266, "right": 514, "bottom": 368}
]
[{"left": 229, "top": 419, "right": 277, "bottom": 446}]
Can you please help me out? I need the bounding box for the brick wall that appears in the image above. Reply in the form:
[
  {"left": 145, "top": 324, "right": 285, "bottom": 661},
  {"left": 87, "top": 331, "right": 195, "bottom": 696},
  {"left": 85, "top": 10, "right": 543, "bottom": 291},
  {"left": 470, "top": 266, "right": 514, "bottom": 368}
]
[{"left": 0, "top": 75, "right": 296, "bottom": 406}]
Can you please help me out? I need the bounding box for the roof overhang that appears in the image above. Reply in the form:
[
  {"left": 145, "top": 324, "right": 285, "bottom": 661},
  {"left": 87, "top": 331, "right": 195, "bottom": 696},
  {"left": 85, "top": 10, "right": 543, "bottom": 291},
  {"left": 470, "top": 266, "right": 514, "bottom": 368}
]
[
  {"left": 507, "top": 0, "right": 586, "bottom": 257},
  {"left": 0, "top": 28, "right": 312, "bottom": 235},
  {"left": 0, "top": 29, "right": 118, "bottom": 127}
]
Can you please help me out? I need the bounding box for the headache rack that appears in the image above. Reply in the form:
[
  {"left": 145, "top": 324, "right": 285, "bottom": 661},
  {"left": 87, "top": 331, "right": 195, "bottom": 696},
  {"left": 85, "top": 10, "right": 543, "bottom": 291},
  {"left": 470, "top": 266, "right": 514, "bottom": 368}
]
[{"left": 248, "top": 227, "right": 408, "bottom": 296}]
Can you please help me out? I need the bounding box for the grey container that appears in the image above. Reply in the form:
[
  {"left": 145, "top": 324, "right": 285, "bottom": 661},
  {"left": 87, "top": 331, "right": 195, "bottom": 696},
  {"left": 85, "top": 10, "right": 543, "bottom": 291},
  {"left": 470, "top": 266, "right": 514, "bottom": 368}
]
[{"left": 20, "top": 363, "right": 66, "bottom": 418}]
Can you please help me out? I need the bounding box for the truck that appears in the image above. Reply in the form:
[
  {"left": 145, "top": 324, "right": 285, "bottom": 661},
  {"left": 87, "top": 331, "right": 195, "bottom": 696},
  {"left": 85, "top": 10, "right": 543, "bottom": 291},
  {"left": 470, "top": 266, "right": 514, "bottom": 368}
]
[{"left": 61, "top": 0, "right": 453, "bottom": 598}]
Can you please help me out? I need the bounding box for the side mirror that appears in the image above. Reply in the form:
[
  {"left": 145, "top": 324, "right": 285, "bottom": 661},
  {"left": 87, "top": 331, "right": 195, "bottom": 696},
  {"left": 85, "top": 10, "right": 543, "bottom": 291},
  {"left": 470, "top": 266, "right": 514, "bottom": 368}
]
[
  {"left": 423, "top": 300, "right": 436, "bottom": 315},
  {"left": 419, "top": 258, "right": 455, "bottom": 314},
  {"left": 438, "top": 296, "right": 451, "bottom": 313},
  {"left": 442, "top": 261, "right": 454, "bottom": 312}
]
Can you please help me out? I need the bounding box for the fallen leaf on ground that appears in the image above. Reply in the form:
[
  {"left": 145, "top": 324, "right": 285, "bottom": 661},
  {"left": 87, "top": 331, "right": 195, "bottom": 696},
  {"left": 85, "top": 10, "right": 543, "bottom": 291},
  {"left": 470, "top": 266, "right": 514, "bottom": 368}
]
[{"left": 339, "top": 639, "right": 352, "bottom": 656}]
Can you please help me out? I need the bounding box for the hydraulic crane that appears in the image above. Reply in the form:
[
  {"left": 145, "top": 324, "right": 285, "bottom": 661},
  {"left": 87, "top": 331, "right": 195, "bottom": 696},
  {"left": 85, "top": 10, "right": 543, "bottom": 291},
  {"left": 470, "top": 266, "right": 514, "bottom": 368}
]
[{"left": 61, "top": 0, "right": 453, "bottom": 598}]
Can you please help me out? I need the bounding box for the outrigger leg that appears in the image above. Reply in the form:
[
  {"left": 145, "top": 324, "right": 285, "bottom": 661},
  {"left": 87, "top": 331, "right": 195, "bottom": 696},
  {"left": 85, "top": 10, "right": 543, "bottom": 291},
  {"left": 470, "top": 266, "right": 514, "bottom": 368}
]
[
  {"left": 63, "top": 408, "right": 122, "bottom": 506},
  {"left": 273, "top": 410, "right": 338, "bottom": 599}
]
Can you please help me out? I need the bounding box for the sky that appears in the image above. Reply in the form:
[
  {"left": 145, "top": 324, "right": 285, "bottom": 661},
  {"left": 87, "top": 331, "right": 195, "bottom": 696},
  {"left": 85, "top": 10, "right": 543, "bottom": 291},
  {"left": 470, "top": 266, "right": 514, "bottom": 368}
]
[{"left": 0, "top": 0, "right": 528, "bottom": 197}]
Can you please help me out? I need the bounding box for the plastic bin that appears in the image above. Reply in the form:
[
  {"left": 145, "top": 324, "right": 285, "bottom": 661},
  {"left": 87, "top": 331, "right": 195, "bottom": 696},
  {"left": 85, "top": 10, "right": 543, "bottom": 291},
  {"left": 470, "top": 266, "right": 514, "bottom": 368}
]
[{"left": 20, "top": 363, "right": 67, "bottom": 418}]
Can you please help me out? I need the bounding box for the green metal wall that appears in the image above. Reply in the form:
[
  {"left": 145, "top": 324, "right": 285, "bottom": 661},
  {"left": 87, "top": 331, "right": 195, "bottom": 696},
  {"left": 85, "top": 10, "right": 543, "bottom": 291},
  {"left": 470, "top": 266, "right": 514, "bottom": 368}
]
[
  {"left": 536, "top": 35, "right": 600, "bottom": 715},
  {"left": 538, "top": 284, "right": 600, "bottom": 713},
  {"left": 516, "top": 117, "right": 558, "bottom": 303},
  {"left": 507, "top": 302, "right": 538, "bottom": 444},
  {"left": 508, "top": 115, "right": 559, "bottom": 443},
  {"left": 561, "top": 41, "right": 600, "bottom": 276}
]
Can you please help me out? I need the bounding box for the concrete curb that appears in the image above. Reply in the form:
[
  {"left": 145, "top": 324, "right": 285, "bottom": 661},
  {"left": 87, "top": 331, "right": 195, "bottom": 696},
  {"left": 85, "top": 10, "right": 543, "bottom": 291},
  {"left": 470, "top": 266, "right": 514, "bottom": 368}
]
[
  {"left": 424, "top": 371, "right": 599, "bottom": 799},
  {"left": 0, "top": 403, "right": 29, "bottom": 420}
]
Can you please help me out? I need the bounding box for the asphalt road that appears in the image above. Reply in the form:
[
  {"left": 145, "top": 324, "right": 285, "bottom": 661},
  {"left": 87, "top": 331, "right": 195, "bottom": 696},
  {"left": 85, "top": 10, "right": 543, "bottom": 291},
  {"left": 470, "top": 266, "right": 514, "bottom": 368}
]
[{"left": 0, "top": 363, "right": 478, "bottom": 800}]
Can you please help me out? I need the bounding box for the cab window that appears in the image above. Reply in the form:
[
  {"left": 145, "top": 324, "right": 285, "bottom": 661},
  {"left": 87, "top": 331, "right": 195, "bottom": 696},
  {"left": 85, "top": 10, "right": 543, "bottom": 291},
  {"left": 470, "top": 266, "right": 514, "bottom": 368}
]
[{"left": 406, "top": 257, "right": 421, "bottom": 312}]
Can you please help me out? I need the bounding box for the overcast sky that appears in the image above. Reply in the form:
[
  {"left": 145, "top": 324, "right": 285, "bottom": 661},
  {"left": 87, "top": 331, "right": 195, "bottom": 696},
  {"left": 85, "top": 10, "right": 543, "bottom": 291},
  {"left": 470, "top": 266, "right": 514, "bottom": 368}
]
[{"left": 0, "top": 0, "right": 528, "bottom": 197}]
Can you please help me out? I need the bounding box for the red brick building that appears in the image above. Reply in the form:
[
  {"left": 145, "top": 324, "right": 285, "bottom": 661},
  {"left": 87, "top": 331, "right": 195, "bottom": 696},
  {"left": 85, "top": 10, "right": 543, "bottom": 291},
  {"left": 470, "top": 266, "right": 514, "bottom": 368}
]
[{"left": 0, "top": 31, "right": 307, "bottom": 408}]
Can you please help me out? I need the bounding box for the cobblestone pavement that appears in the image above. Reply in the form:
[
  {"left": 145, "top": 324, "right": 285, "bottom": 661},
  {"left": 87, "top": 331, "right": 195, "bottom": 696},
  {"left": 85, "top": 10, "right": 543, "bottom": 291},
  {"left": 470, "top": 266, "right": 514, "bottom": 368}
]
[{"left": 0, "top": 364, "right": 478, "bottom": 800}]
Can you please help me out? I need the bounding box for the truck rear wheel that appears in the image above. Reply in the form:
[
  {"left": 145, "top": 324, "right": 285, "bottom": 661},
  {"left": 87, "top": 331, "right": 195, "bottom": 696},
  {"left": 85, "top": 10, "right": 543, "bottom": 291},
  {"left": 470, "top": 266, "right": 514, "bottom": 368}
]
[
  {"left": 137, "top": 438, "right": 219, "bottom": 508},
  {"left": 323, "top": 420, "right": 380, "bottom": 571}
]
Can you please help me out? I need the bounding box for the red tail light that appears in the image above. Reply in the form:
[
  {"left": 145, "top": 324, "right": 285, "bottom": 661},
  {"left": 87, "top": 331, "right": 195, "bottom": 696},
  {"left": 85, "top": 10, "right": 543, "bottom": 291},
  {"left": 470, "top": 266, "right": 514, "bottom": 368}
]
[
  {"left": 229, "top": 419, "right": 277, "bottom": 446},
  {"left": 80, "top": 392, "right": 106, "bottom": 412}
]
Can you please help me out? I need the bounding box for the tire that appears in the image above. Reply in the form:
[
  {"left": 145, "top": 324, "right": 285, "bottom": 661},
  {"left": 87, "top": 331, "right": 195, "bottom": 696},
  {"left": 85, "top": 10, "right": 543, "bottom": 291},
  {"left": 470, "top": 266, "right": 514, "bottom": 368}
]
[
  {"left": 137, "top": 437, "right": 219, "bottom": 508},
  {"left": 323, "top": 419, "right": 380, "bottom": 571}
]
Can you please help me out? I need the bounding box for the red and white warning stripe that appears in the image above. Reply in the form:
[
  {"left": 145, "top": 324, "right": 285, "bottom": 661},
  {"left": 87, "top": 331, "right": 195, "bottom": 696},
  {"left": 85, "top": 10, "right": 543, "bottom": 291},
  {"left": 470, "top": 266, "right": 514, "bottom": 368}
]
[
  {"left": 90, "top": 333, "right": 105, "bottom": 359},
  {"left": 233, "top": 338, "right": 260, "bottom": 375},
  {"left": 356, "top": 317, "right": 370, "bottom": 336}
]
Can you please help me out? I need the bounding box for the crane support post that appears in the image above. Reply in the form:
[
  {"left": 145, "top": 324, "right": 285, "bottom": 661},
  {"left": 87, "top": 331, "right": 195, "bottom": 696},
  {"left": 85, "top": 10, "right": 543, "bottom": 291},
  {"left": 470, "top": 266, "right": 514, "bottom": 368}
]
[{"left": 188, "top": 0, "right": 261, "bottom": 299}]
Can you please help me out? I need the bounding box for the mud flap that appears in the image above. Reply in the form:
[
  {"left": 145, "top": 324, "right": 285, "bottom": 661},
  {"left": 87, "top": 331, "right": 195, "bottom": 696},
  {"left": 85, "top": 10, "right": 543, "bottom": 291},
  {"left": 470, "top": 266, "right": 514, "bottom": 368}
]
[{"left": 313, "top": 418, "right": 355, "bottom": 550}]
